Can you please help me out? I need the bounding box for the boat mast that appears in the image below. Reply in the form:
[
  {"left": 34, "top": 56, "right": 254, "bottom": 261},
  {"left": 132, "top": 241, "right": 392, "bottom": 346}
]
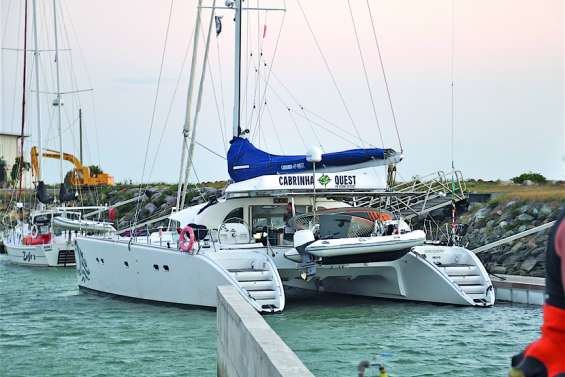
[
  {"left": 180, "top": 0, "right": 217, "bottom": 209},
  {"left": 175, "top": 0, "right": 203, "bottom": 211},
  {"left": 52, "top": 0, "right": 64, "bottom": 187},
  {"left": 79, "top": 108, "right": 83, "bottom": 164},
  {"left": 18, "top": 0, "right": 29, "bottom": 197},
  {"left": 32, "top": 0, "right": 43, "bottom": 183},
  {"left": 232, "top": 0, "right": 242, "bottom": 138}
]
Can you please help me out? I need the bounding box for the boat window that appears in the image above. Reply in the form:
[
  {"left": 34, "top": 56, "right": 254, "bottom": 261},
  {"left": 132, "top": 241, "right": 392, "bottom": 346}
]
[
  {"left": 223, "top": 207, "right": 244, "bottom": 223},
  {"left": 250, "top": 205, "right": 288, "bottom": 246}
]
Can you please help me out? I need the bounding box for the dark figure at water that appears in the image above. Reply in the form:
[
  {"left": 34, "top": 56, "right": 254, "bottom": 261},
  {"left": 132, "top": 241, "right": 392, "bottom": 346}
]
[{"left": 509, "top": 208, "right": 565, "bottom": 377}]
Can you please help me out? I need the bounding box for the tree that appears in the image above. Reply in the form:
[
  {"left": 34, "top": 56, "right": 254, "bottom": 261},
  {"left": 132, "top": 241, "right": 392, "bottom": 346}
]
[
  {"left": 10, "top": 157, "right": 30, "bottom": 184},
  {"left": 89, "top": 165, "right": 103, "bottom": 176},
  {"left": 511, "top": 172, "right": 547, "bottom": 185},
  {"left": 64, "top": 170, "right": 77, "bottom": 186}
]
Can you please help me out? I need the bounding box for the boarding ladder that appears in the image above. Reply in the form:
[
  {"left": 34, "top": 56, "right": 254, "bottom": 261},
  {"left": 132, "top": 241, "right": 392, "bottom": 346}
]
[
  {"left": 228, "top": 268, "right": 280, "bottom": 310},
  {"left": 437, "top": 264, "right": 490, "bottom": 301},
  {"left": 352, "top": 170, "right": 467, "bottom": 220}
]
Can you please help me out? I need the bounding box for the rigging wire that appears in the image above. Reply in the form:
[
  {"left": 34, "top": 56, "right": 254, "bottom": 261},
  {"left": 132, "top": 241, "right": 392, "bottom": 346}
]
[
  {"left": 265, "top": 104, "right": 285, "bottom": 153},
  {"left": 450, "top": 0, "right": 455, "bottom": 171},
  {"left": 146, "top": 25, "right": 195, "bottom": 181},
  {"left": 242, "top": 9, "right": 251, "bottom": 131},
  {"left": 366, "top": 0, "right": 403, "bottom": 153},
  {"left": 346, "top": 0, "right": 384, "bottom": 148},
  {"left": 195, "top": 140, "right": 226, "bottom": 160},
  {"left": 267, "top": 70, "right": 366, "bottom": 147},
  {"left": 214, "top": 36, "right": 228, "bottom": 145},
  {"left": 61, "top": 0, "right": 103, "bottom": 172},
  {"left": 18, "top": 0, "right": 29, "bottom": 197},
  {"left": 251, "top": 10, "right": 287, "bottom": 142},
  {"left": 8, "top": 0, "right": 24, "bottom": 134},
  {"left": 206, "top": 53, "right": 229, "bottom": 153},
  {"left": 247, "top": 8, "right": 266, "bottom": 133},
  {"left": 257, "top": 78, "right": 307, "bottom": 149},
  {"left": 133, "top": 0, "right": 175, "bottom": 226},
  {"left": 1, "top": 0, "right": 15, "bottom": 131},
  {"left": 256, "top": 62, "right": 320, "bottom": 148},
  {"left": 296, "top": 0, "right": 365, "bottom": 147},
  {"left": 267, "top": 70, "right": 321, "bottom": 147}
]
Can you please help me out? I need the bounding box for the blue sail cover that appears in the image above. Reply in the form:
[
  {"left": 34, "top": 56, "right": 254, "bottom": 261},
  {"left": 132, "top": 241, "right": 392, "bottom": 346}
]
[{"left": 227, "top": 137, "right": 388, "bottom": 182}]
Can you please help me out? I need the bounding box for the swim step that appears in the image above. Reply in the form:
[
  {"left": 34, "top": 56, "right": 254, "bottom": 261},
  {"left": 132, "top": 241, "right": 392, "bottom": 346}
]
[
  {"left": 439, "top": 265, "right": 479, "bottom": 276},
  {"left": 466, "top": 292, "right": 490, "bottom": 300},
  {"left": 229, "top": 269, "right": 272, "bottom": 281},
  {"left": 459, "top": 285, "right": 487, "bottom": 294},
  {"left": 239, "top": 280, "right": 274, "bottom": 291},
  {"left": 248, "top": 290, "right": 277, "bottom": 300},
  {"left": 253, "top": 298, "right": 279, "bottom": 308},
  {"left": 449, "top": 275, "right": 483, "bottom": 285}
]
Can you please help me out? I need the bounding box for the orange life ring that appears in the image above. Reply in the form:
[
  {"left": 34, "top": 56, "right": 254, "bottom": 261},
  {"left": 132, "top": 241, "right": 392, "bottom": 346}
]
[{"left": 179, "top": 225, "right": 195, "bottom": 253}]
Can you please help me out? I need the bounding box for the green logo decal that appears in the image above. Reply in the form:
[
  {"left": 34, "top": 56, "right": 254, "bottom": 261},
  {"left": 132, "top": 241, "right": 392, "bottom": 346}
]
[{"left": 318, "top": 174, "right": 331, "bottom": 187}]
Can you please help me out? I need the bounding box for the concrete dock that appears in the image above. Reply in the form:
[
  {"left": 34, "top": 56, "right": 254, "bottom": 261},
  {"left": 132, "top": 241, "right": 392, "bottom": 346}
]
[
  {"left": 217, "top": 286, "right": 315, "bottom": 377},
  {"left": 491, "top": 274, "right": 545, "bottom": 305}
]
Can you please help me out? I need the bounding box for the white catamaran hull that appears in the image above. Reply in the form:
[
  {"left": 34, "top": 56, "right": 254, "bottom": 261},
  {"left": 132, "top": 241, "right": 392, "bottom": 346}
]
[
  {"left": 275, "top": 250, "right": 495, "bottom": 306},
  {"left": 74, "top": 237, "right": 285, "bottom": 313},
  {"left": 4, "top": 240, "right": 76, "bottom": 267},
  {"left": 273, "top": 245, "right": 495, "bottom": 307}
]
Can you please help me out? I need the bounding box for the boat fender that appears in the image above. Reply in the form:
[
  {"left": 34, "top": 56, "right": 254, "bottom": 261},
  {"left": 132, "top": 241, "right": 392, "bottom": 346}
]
[
  {"left": 179, "top": 226, "right": 195, "bottom": 253},
  {"left": 31, "top": 224, "right": 38, "bottom": 238}
]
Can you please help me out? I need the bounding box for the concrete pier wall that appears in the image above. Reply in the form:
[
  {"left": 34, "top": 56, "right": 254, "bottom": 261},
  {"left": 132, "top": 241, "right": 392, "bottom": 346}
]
[
  {"left": 492, "top": 274, "right": 545, "bottom": 305},
  {"left": 217, "top": 286, "right": 314, "bottom": 377}
]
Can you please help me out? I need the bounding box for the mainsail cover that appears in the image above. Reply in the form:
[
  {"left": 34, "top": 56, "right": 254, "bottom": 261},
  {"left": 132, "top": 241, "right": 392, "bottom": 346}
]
[{"left": 227, "top": 137, "right": 393, "bottom": 182}]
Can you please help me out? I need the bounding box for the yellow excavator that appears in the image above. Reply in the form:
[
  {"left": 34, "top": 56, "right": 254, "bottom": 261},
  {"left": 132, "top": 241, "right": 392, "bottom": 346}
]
[{"left": 31, "top": 146, "right": 114, "bottom": 187}]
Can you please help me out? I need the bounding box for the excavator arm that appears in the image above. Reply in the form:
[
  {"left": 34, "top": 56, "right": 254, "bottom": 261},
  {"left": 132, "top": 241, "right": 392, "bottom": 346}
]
[{"left": 30, "top": 146, "right": 114, "bottom": 186}]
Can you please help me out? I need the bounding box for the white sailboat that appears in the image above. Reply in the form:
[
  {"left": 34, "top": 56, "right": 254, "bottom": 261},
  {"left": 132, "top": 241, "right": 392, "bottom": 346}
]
[
  {"left": 3, "top": 0, "right": 114, "bottom": 267},
  {"left": 76, "top": 0, "right": 287, "bottom": 313},
  {"left": 76, "top": 0, "right": 494, "bottom": 310}
]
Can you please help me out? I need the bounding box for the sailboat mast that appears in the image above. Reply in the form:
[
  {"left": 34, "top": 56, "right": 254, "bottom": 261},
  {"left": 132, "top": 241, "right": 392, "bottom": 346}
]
[
  {"left": 32, "top": 0, "right": 43, "bottom": 182},
  {"left": 18, "top": 0, "right": 29, "bottom": 197},
  {"left": 180, "top": 1, "right": 216, "bottom": 209},
  {"left": 52, "top": 0, "right": 64, "bottom": 186},
  {"left": 232, "top": 0, "right": 242, "bottom": 138},
  {"left": 175, "top": 0, "right": 203, "bottom": 211},
  {"left": 79, "top": 108, "right": 83, "bottom": 164}
]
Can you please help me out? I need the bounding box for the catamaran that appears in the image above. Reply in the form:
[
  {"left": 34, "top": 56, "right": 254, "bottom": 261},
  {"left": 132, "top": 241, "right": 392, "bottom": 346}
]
[{"left": 75, "top": 0, "right": 494, "bottom": 312}]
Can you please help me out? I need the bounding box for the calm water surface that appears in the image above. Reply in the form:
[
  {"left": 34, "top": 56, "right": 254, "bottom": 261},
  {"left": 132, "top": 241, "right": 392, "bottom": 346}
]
[{"left": 0, "top": 256, "right": 542, "bottom": 376}]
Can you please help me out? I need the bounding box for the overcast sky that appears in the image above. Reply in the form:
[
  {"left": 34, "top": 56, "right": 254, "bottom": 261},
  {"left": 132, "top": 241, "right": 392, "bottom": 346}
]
[{"left": 1, "top": 0, "right": 563, "bottom": 184}]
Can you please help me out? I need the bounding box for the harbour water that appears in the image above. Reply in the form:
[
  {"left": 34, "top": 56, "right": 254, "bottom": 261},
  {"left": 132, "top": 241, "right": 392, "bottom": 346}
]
[{"left": 0, "top": 256, "right": 542, "bottom": 377}]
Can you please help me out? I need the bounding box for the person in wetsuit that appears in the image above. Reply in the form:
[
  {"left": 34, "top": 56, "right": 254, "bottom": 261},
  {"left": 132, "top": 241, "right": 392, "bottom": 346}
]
[{"left": 509, "top": 208, "right": 565, "bottom": 377}]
